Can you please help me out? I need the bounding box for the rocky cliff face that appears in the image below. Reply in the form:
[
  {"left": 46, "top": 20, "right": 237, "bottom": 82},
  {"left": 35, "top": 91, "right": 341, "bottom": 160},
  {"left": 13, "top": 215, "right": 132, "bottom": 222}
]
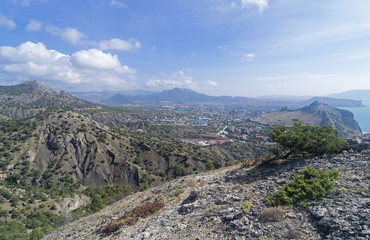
[
  {"left": 43, "top": 135, "right": 370, "bottom": 240},
  {"left": 300, "top": 101, "right": 362, "bottom": 135},
  {"left": 255, "top": 101, "right": 362, "bottom": 137},
  {"left": 20, "top": 110, "right": 142, "bottom": 188}
]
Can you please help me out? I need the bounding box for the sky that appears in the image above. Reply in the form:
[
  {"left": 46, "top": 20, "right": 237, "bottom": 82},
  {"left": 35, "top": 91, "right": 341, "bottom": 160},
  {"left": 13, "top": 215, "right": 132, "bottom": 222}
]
[{"left": 0, "top": 0, "right": 370, "bottom": 97}]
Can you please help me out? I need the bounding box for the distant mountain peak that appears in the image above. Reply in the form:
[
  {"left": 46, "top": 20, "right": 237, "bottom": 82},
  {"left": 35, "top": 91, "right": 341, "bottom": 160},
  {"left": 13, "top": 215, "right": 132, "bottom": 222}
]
[
  {"left": 256, "top": 100, "right": 362, "bottom": 137},
  {"left": 0, "top": 81, "right": 98, "bottom": 118},
  {"left": 18, "top": 80, "right": 62, "bottom": 93},
  {"left": 161, "top": 88, "right": 198, "bottom": 94},
  {"left": 22, "top": 80, "right": 44, "bottom": 85}
]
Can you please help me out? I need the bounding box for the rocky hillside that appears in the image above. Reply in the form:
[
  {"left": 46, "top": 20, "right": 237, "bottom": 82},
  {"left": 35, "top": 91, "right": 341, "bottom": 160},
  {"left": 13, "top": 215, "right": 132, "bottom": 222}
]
[
  {"left": 0, "top": 81, "right": 98, "bottom": 119},
  {"left": 1, "top": 109, "right": 269, "bottom": 190},
  {"left": 44, "top": 135, "right": 370, "bottom": 240},
  {"left": 255, "top": 101, "right": 362, "bottom": 137}
]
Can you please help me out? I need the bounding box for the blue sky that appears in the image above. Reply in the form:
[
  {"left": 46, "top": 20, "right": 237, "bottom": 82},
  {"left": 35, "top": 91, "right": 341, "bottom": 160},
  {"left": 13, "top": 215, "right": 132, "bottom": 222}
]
[{"left": 1, "top": 0, "right": 370, "bottom": 97}]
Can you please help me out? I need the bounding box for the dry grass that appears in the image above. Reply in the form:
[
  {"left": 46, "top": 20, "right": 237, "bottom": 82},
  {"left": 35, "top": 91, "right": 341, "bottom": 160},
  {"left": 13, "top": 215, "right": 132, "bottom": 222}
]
[
  {"left": 241, "top": 156, "right": 273, "bottom": 169},
  {"left": 259, "top": 206, "right": 285, "bottom": 222},
  {"left": 283, "top": 228, "right": 299, "bottom": 239},
  {"left": 101, "top": 197, "right": 165, "bottom": 234}
]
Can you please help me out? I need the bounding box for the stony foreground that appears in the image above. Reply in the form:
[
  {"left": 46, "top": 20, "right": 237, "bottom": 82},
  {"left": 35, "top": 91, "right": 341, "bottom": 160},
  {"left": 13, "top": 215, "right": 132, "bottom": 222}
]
[{"left": 44, "top": 149, "right": 370, "bottom": 240}]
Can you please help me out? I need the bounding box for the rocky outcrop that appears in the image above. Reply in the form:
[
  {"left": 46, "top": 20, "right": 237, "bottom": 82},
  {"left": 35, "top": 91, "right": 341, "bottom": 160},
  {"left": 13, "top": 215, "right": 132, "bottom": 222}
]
[
  {"left": 300, "top": 101, "right": 362, "bottom": 136},
  {"left": 302, "top": 97, "right": 363, "bottom": 107},
  {"left": 51, "top": 195, "right": 90, "bottom": 216},
  {"left": 255, "top": 101, "right": 362, "bottom": 138},
  {"left": 348, "top": 134, "right": 370, "bottom": 152},
  {"left": 43, "top": 144, "right": 370, "bottom": 240}
]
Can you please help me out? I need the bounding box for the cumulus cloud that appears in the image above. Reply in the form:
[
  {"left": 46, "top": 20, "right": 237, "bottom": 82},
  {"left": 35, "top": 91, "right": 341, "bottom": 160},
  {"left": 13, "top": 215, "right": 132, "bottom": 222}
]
[
  {"left": 42, "top": 24, "right": 140, "bottom": 51},
  {"left": 71, "top": 49, "right": 131, "bottom": 72},
  {"left": 98, "top": 38, "right": 141, "bottom": 51},
  {"left": 146, "top": 71, "right": 197, "bottom": 90},
  {"left": 204, "top": 80, "right": 218, "bottom": 87},
  {"left": 110, "top": 0, "right": 126, "bottom": 8},
  {"left": 45, "top": 25, "right": 86, "bottom": 45},
  {"left": 26, "top": 20, "right": 42, "bottom": 31},
  {"left": 0, "top": 13, "right": 16, "bottom": 30},
  {"left": 0, "top": 42, "right": 78, "bottom": 82},
  {"left": 241, "top": 0, "right": 268, "bottom": 12},
  {"left": 0, "top": 41, "right": 136, "bottom": 89}
]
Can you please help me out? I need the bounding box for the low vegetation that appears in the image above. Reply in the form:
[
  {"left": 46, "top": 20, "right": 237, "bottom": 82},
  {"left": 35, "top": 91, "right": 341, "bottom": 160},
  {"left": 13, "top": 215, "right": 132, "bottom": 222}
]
[
  {"left": 259, "top": 206, "right": 285, "bottom": 222},
  {"left": 82, "top": 185, "right": 133, "bottom": 213},
  {"left": 268, "top": 119, "right": 349, "bottom": 158},
  {"left": 101, "top": 197, "right": 165, "bottom": 234},
  {"left": 266, "top": 166, "right": 339, "bottom": 207}
]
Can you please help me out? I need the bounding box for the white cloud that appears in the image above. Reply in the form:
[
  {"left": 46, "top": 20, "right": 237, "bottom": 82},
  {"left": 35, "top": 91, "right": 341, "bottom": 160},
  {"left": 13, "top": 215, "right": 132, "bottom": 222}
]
[
  {"left": 204, "top": 80, "right": 218, "bottom": 87},
  {"left": 43, "top": 24, "right": 141, "bottom": 51},
  {"left": 241, "top": 0, "right": 268, "bottom": 12},
  {"left": 14, "top": 0, "right": 48, "bottom": 7},
  {"left": 146, "top": 70, "right": 197, "bottom": 90},
  {"left": 45, "top": 25, "right": 86, "bottom": 45},
  {"left": 217, "top": 45, "right": 227, "bottom": 50},
  {"left": 98, "top": 38, "right": 141, "bottom": 51},
  {"left": 110, "top": 0, "right": 126, "bottom": 8},
  {"left": 0, "top": 13, "right": 16, "bottom": 30},
  {"left": 245, "top": 53, "right": 255, "bottom": 61},
  {"left": 71, "top": 49, "right": 123, "bottom": 70},
  {"left": 0, "top": 41, "right": 136, "bottom": 90},
  {"left": 0, "top": 41, "right": 78, "bottom": 82},
  {"left": 26, "top": 20, "right": 42, "bottom": 31},
  {"left": 61, "top": 28, "right": 86, "bottom": 45}
]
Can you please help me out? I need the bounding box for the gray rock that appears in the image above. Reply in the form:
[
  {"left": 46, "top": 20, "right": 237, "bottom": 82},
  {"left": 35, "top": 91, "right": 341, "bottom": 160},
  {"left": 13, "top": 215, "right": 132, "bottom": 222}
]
[
  {"left": 182, "top": 190, "right": 200, "bottom": 204},
  {"left": 309, "top": 206, "right": 327, "bottom": 219},
  {"left": 178, "top": 203, "right": 194, "bottom": 215}
]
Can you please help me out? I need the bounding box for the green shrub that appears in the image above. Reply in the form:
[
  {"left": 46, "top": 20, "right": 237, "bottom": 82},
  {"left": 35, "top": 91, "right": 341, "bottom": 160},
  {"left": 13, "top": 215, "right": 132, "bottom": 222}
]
[
  {"left": 83, "top": 185, "right": 133, "bottom": 213},
  {"left": 266, "top": 166, "right": 339, "bottom": 207},
  {"left": 268, "top": 119, "right": 349, "bottom": 157},
  {"left": 173, "top": 188, "right": 184, "bottom": 197},
  {"left": 30, "top": 228, "right": 44, "bottom": 240},
  {"left": 0, "top": 220, "right": 28, "bottom": 240},
  {"left": 205, "top": 161, "right": 215, "bottom": 171}
]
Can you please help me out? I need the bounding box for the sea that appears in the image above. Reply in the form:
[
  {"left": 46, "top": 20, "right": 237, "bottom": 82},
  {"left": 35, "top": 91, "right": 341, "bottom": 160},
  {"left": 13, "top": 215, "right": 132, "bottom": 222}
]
[{"left": 340, "top": 100, "right": 370, "bottom": 134}]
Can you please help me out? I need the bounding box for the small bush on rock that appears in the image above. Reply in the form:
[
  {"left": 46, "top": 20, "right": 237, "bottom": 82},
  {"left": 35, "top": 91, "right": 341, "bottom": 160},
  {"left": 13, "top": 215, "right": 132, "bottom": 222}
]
[
  {"left": 259, "top": 206, "right": 285, "bottom": 222},
  {"left": 101, "top": 197, "right": 165, "bottom": 234},
  {"left": 266, "top": 166, "right": 339, "bottom": 207}
]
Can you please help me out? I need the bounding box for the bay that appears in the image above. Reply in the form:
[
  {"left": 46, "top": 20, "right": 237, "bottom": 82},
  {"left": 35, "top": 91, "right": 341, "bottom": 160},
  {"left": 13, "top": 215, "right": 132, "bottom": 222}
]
[{"left": 340, "top": 100, "right": 370, "bottom": 134}]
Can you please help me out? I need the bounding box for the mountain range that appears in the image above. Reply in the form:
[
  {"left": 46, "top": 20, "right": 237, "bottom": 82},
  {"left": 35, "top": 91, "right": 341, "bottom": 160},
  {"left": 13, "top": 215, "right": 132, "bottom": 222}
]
[
  {"left": 85, "top": 87, "right": 363, "bottom": 108},
  {"left": 327, "top": 89, "right": 370, "bottom": 100}
]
